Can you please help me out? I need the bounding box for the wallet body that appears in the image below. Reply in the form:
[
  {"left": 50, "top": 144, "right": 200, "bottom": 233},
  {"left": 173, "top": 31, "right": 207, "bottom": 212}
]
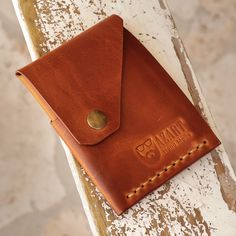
[{"left": 16, "top": 15, "right": 220, "bottom": 214}]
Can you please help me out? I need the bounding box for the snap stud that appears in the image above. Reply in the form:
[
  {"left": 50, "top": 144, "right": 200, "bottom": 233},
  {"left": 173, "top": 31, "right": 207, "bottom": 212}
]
[{"left": 87, "top": 110, "right": 107, "bottom": 130}]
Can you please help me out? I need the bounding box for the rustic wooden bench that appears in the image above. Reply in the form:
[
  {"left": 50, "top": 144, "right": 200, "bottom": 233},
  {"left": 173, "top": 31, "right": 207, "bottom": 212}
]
[{"left": 12, "top": 0, "right": 236, "bottom": 235}]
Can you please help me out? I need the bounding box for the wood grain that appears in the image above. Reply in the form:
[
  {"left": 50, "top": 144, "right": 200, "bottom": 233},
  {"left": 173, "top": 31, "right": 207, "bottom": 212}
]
[{"left": 12, "top": 0, "right": 236, "bottom": 235}]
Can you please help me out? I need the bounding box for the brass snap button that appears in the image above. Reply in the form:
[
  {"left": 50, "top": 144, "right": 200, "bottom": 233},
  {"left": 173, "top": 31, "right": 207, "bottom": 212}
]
[{"left": 87, "top": 110, "right": 107, "bottom": 130}]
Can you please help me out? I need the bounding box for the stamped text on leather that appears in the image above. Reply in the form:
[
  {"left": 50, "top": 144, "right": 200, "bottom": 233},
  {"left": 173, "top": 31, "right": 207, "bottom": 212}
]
[{"left": 135, "top": 118, "right": 192, "bottom": 165}]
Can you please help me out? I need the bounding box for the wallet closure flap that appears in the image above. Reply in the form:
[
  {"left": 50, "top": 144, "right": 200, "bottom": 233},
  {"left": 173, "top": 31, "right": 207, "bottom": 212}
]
[{"left": 16, "top": 15, "right": 124, "bottom": 145}]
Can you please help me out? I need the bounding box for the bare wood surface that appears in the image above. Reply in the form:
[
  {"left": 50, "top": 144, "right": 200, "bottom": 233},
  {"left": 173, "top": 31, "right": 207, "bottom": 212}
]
[{"left": 12, "top": 0, "right": 236, "bottom": 235}]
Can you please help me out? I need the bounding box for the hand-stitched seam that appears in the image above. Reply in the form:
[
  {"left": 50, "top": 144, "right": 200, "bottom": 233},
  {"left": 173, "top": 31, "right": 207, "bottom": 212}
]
[{"left": 126, "top": 140, "right": 208, "bottom": 199}]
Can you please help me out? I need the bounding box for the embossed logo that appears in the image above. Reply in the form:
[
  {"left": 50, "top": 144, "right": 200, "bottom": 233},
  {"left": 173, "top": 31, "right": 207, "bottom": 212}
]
[
  {"left": 135, "top": 118, "right": 192, "bottom": 165},
  {"left": 136, "top": 138, "right": 162, "bottom": 165}
]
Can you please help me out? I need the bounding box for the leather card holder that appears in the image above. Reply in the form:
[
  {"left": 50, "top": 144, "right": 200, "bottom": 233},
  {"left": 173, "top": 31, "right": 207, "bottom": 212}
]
[{"left": 16, "top": 15, "right": 221, "bottom": 214}]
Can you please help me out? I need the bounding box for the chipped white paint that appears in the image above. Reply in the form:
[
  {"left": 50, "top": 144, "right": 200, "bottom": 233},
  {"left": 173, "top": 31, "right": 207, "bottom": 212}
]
[
  {"left": 12, "top": 0, "right": 236, "bottom": 235},
  {"left": 12, "top": 0, "right": 38, "bottom": 60}
]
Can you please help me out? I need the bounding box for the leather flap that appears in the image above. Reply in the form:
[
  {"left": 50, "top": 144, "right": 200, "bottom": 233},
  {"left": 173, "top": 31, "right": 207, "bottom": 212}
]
[{"left": 16, "top": 15, "right": 123, "bottom": 145}]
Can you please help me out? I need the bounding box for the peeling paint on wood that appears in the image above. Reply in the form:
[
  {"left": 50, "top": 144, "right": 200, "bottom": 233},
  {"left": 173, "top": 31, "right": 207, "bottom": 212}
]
[
  {"left": 171, "top": 21, "right": 236, "bottom": 215},
  {"left": 212, "top": 149, "right": 236, "bottom": 212},
  {"left": 12, "top": 0, "right": 236, "bottom": 235},
  {"left": 171, "top": 37, "right": 203, "bottom": 114}
]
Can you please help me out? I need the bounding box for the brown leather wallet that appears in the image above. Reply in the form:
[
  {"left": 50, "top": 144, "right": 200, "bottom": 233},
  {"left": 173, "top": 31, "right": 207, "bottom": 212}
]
[{"left": 16, "top": 15, "right": 220, "bottom": 214}]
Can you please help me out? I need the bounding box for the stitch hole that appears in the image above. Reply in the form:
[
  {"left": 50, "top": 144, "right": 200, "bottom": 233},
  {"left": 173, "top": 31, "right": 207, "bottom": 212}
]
[
  {"left": 188, "top": 152, "right": 191, "bottom": 155},
  {"left": 134, "top": 190, "right": 137, "bottom": 193},
  {"left": 164, "top": 168, "right": 168, "bottom": 172},
  {"left": 203, "top": 140, "right": 207, "bottom": 144},
  {"left": 172, "top": 163, "right": 176, "bottom": 166},
  {"left": 157, "top": 173, "right": 160, "bottom": 177},
  {"left": 141, "top": 184, "right": 145, "bottom": 188},
  {"left": 180, "top": 157, "right": 183, "bottom": 161},
  {"left": 148, "top": 178, "right": 152, "bottom": 182},
  {"left": 126, "top": 195, "right": 129, "bottom": 199},
  {"left": 196, "top": 145, "right": 200, "bottom": 149}
]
